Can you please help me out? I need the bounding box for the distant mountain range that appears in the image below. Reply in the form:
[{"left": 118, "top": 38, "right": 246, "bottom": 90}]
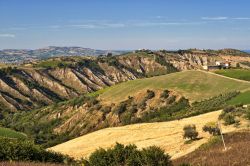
[
  {"left": 0, "top": 46, "right": 249, "bottom": 64},
  {"left": 0, "top": 46, "right": 128, "bottom": 63},
  {"left": 243, "top": 50, "right": 250, "bottom": 53}
]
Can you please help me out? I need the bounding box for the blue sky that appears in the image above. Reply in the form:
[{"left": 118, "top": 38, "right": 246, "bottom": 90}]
[{"left": 0, "top": 0, "right": 250, "bottom": 50}]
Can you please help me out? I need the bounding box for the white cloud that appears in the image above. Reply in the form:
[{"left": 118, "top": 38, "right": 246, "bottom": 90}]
[
  {"left": 232, "top": 17, "right": 250, "bottom": 20},
  {"left": 68, "top": 22, "right": 125, "bottom": 29},
  {"left": 68, "top": 24, "right": 98, "bottom": 29},
  {"left": 102, "top": 23, "right": 125, "bottom": 28},
  {"left": 132, "top": 21, "right": 205, "bottom": 27},
  {"left": 0, "top": 34, "right": 15, "bottom": 38},
  {"left": 8, "top": 27, "right": 27, "bottom": 30},
  {"left": 201, "top": 17, "right": 228, "bottom": 20}
]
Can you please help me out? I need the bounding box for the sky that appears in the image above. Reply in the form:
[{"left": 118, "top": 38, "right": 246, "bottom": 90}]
[{"left": 0, "top": 0, "right": 250, "bottom": 50}]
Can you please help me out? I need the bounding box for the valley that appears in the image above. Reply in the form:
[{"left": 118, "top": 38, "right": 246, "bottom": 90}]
[
  {"left": 2, "top": 1, "right": 250, "bottom": 165},
  {"left": 0, "top": 48, "right": 250, "bottom": 165}
]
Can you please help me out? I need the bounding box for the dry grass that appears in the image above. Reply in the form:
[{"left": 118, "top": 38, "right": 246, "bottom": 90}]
[
  {"left": 173, "top": 131, "right": 250, "bottom": 166},
  {"left": 50, "top": 111, "right": 225, "bottom": 159}
]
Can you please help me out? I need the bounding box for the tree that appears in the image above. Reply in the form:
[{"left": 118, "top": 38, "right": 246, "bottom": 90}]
[
  {"left": 146, "top": 90, "right": 155, "bottom": 99},
  {"left": 183, "top": 124, "right": 198, "bottom": 140},
  {"left": 223, "top": 106, "right": 236, "bottom": 113},
  {"left": 141, "top": 146, "right": 172, "bottom": 166},
  {"left": 202, "top": 122, "right": 220, "bottom": 136},
  {"left": 83, "top": 143, "right": 172, "bottom": 166},
  {"left": 160, "top": 90, "right": 170, "bottom": 99},
  {"left": 223, "top": 114, "right": 236, "bottom": 125}
]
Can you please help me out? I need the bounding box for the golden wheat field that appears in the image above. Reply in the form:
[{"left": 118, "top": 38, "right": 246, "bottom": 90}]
[{"left": 50, "top": 110, "right": 246, "bottom": 160}]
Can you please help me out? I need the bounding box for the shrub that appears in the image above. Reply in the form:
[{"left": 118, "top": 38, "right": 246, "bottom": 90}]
[
  {"left": 223, "top": 106, "right": 236, "bottom": 113},
  {"left": 0, "top": 137, "right": 74, "bottom": 164},
  {"left": 245, "top": 109, "right": 250, "bottom": 120},
  {"left": 183, "top": 124, "right": 198, "bottom": 140},
  {"left": 146, "top": 90, "right": 155, "bottom": 99},
  {"left": 115, "top": 102, "right": 127, "bottom": 115},
  {"left": 223, "top": 114, "right": 236, "bottom": 125},
  {"left": 166, "top": 96, "right": 176, "bottom": 104},
  {"left": 141, "top": 146, "right": 172, "bottom": 166},
  {"left": 83, "top": 143, "right": 172, "bottom": 166},
  {"left": 100, "top": 106, "right": 111, "bottom": 114},
  {"left": 202, "top": 122, "right": 220, "bottom": 136},
  {"left": 120, "top": 112, "right": 133, "bottom": 125},
  {"left": 160, "top": 90, "right": 170, "bottom": 99}
]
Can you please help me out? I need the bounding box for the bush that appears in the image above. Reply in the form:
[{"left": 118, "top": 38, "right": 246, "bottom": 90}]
[
  {"left": 166, "top": 96, "right": 176, "bottom": 104},
  {"left": 223, "top": 106, "right": 236, "bottom": 113},
  {"left": 146, "top": 90, "right": 155, "bottom": 99},
  {"left": 100, "top": 106, "right": 111, "bottom": 114},
  {"left": 245, "top": 109, "right": 250, "bottom": 120},
  {"left": 115, "top": 102, "right": 127, "bottom": 115},
  {"left": 183, "top": 124, "right": 198, "bottom": 140},
  {"left": 83, "top": 143, "right": 172, "bottom": 166},
  {"left": 223, "top": 114, "right": 236, "bottom": 125},
  {"left": 160, "top": 90, "right": 170, "bottom": 99},
  {"left": 202, "top": 122, "right": 220, "bottom": 136},
  {"left": 0, "top": 137, "right": 74, "bottom": 164},
  {"left": 141, "top": 146, "right": 172, "bottom": 166}
]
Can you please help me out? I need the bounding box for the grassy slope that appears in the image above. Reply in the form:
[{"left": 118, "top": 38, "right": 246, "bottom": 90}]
[
  {"left": 227, "top": 91, "right": 250, "bottom": 105},
  {"left": 98, "top": 70, "right": 250, "bottom": 103},
  {"left": 215, "top": 69, "right": 250, "bottom": 81},
  {"left": 0, "top": 127, "right": 27, "bottom": 139},
  {"left": 50, "top": 111, "right": 222, "bottom": 159}
]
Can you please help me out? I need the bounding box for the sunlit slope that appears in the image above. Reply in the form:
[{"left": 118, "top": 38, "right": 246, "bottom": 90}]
[
  {"left": 0, "top": 127, "right": 27, "bottom": 139},
  {"left": 50, "top": 111, "right": 222, "bottom": 159},
  {"left": 99, "top": 70, "right": 250, "bottom": 103}
]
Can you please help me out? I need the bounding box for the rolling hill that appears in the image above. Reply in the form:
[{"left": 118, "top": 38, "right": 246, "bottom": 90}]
[
  {"left": 98, "top": 70, "right": 250, "bottom": 103},
  {"left": 49, "top": 110, "right": 249, "bottom": 160},
  {"left": 0, "top": 46, "right": 127, "bottom": 63},
  {"left": 0, "top": 51, "right": 180, "bottom": 113},
  {"left": 3, "top": 70, "right": 250, "bottom": 148},
  {"left": 1, "top": 49, "right": 250, "bottom": 113},
  {"left": 0, "top": 127, "right": 27, "bottom": 139},
  {"left": 49, "top": 111, "right": 222, "bottom": 159}
]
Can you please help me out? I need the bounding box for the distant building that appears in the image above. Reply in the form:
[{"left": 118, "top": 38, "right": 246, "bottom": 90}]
[
  {"left": 215, "top": 61, "right": 221, "bottom": 66},
  {"left": 203, "top": 61, "right": 231, "bottom": 71}
]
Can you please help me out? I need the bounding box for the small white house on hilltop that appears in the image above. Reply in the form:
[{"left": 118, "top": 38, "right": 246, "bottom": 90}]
[
  {"left": 203, "top": 61, "right": 231, "bottom": 71},
  {"left": 215, "top": 61, "right": 221, "bottom": 66}
]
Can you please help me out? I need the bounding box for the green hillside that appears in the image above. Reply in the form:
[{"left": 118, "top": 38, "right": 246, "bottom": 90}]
[
  {"left": 0, "top": 127, "right": 27, "bottom": 139},
  {"left": 215, "top": 69, "right": 250, "bottom": 81},
  {"left": 227, "top": 91, "right": 250, "bottom": 105},
  {"left": 98, "top": 70, "right": 250, "bottom": 103}
]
